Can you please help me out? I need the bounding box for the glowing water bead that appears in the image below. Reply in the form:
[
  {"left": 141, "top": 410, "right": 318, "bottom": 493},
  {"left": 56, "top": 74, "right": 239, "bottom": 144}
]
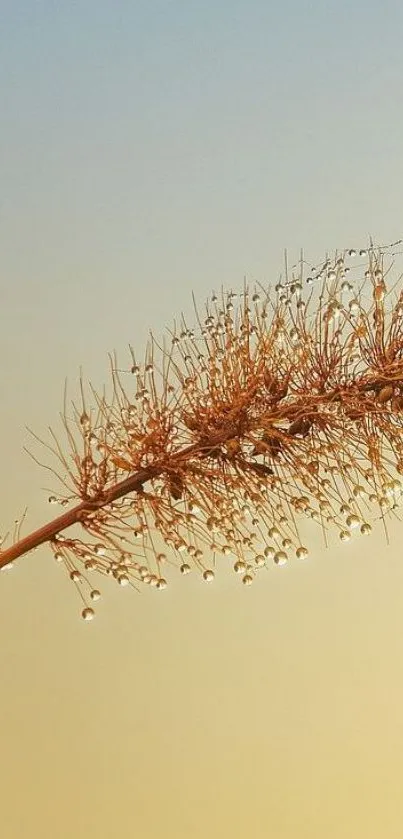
[
  {"left": 70, "top": 570, "right": 81, "bottom": 582},
  {"left": 203, "top": 569, "right": 215, "bottom": 582},
  {"left": 346, "top": 514, "right": 360, "bottom": 529},
  {"left": 117, "top": 573, "right": 130, "bottom": 587},
  {"left": 296, "top": 546, "right": 308, "bottom": 559},
  {"left": 242, "top": 573, "right": 254, "bottom": 586},
  {"left": 84, "top": 558, "right": 97, "bottom": 570},
  {"left": 264, "top": 546, "right": 275, "bottom": 559},
  {"left": 81, "top": 607, "right": 95, "bottom": 621},
  {"left": 234, "top": 560, "right": 247, "bottom": 574},
  {"left": 90, "top": 589, "right": 101, "bottom": 601},
  {"left": 274, "top": 551, "right": 288, "bottom": 566},
  {"left": 180, "top": 563, "right": 191, "bottom": 575},
  {"left": 94, "top": 544, "right": 106, "bottom": 556},
  {"left": 254, "top": 554, "right": 266, "bottom": 567},
  {"left": 360, "top": 523, "right": 372, "bottom": 536},
  {"left": 156, "top": 578, "right": 167, "bottom": 590},
  {"left": 339, "top": 530, "right": 351, "bottom": 542}
]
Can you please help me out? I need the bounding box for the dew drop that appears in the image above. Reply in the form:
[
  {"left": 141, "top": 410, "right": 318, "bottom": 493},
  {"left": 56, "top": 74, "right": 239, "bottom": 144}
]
[
  {"left": 157, "top": 578, "right": 167, "bottom": 589},
  {"left": 82, "top": 607, "right": 95, "bottom": 621},
  {"left": 234, "top": 560, "right": 247, "bottom": 574},
  {"left": 360, "top": 523, "right": 372, "bottom": 535}
]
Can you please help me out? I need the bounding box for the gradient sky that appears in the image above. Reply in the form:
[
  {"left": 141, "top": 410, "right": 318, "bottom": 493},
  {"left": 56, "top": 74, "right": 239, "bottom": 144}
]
[{"left": 2, "top": 1, "right": 403, "bottom": 837}]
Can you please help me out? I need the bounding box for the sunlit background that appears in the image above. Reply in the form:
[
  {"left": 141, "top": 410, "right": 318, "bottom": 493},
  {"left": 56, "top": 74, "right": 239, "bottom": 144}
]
[{"left": 2, "top": 1, "right": 403, "bottom": 836}]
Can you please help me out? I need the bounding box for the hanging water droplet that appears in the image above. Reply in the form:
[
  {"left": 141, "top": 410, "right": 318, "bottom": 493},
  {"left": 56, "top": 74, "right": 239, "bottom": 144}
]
[
  {"left": 360, "top": 523, "right": 371, "bottom": 535},
  {"left": 157, "top": 578, "right": 167, "bottom": 589},
  {"left": 82, "top": 607, "right": 95, "bottom": 621},
  {"left": 234, "top": 560, "right": 247, "bottom": 574},
  {"left": 203, "top": 569, "right": 215, "bottom": 582},
  {"left": 346, "top": 514, "right": 360, "bottom": 529}
]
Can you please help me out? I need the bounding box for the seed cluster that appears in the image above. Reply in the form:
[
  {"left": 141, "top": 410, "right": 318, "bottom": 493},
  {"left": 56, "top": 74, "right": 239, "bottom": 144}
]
[{"left": 4, "top": 240, "right": 403, "bottom": 619}]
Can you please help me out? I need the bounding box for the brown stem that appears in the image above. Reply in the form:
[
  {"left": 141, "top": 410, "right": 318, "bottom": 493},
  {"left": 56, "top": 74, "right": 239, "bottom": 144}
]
[
  {"left": 0, "top": 441, "right": 201, "bottom": 569},
  {"left": 0, "top": 374, "right": 397, "bottom": 570}
]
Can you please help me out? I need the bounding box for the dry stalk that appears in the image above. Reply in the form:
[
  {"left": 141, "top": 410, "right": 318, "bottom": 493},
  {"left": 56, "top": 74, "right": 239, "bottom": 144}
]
[{"left": 2, "top": 241, "right": 403, "bottom": 619}]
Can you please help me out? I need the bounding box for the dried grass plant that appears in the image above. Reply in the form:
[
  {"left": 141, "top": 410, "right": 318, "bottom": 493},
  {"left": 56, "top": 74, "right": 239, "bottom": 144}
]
[{"left": 2, "top": 240, "right": 403, "bottom": 620}]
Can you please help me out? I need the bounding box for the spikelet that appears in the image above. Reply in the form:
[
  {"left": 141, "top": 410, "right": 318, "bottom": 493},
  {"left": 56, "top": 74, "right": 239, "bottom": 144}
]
[{"left": 2, "top": 239, "right": 403, "bottom": 619}]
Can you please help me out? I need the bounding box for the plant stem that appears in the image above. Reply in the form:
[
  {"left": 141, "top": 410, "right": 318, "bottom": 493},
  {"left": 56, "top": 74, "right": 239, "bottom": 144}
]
[{"left": 0, "top": 440, "right": 202, "bottom": 569}]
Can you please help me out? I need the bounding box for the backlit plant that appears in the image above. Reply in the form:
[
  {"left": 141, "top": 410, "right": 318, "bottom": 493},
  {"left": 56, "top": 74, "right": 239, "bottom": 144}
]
[{"left": 2, "top": 239, "right": 403, "bottom": 620}]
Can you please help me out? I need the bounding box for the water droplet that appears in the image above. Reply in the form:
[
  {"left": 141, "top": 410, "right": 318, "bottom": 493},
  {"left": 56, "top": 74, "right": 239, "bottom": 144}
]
[
  {"left": 84, "top": 559, "right": 96, "bottom": 570},
  {"left": 157, "top": 578, "right": 167, "bottom": 589},
  {"left": 203, "top": 569, "right": 215, "bottom": 582},
  {"left": 234, "top": 560, "right": 247, "bottom": 574},
  {"left": 82, "top": 607, "right": 95, "bottom": 621},
  {"left": 242, "top": 573, "right": 253, "bottom": 585},
  {"left": 346, "top": 514, "right": 360, "bottom": 529},
  {"left": 180, "top": 563, "right": 191, "bottom": 575}
]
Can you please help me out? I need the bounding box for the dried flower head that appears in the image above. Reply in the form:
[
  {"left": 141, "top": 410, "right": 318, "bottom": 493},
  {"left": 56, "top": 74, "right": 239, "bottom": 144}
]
[{"left": 2, "top": 239, "right": 403, "bottom": 619}]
